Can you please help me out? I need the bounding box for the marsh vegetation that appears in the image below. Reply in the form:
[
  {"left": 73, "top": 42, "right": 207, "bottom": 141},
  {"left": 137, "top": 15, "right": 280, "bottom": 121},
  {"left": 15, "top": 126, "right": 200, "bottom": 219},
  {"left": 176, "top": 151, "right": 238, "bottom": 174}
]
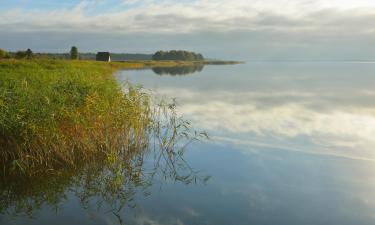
[
  {"left": 0, "top": 59, "right": 207, "bottom": 173},
  {"left": 0, "top": 98, "right": 208, "bottom": 220},
  {"left": 0, "top": 59, "right": 209, "bottom": 222},
  {"left": 0, "top": 59, "right": 150, "bottom": 174}
]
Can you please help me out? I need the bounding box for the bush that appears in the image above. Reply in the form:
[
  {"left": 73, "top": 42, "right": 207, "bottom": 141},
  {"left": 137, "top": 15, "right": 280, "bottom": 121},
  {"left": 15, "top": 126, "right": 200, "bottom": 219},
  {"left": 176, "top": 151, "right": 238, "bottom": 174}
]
[
  {"left": 15, "top": 51, "right": 27, "bottom": 59},
  {"left": 26, "top": 48, "right": 33, "bottom": 59},
  {"left": 70, "top": 46, "right": 78, "bottom": 60},
  {"left": 0, "top": 49, "right": 8, "bottom": 59}
]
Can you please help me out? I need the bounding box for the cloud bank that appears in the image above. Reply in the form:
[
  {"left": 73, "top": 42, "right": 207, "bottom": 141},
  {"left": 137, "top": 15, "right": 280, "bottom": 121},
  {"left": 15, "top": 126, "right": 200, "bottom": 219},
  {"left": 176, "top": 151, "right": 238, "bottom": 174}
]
[{"left": 1, "top": 0, "right": 375, "bottom": 59}]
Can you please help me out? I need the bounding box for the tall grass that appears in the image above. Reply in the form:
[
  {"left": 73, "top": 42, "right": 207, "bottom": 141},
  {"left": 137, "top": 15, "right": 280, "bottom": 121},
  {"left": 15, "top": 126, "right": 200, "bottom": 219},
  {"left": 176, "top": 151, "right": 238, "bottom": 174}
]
[
  {"left": 0, "top": 59, "right": 151, "bottom": 173},
  {"left": 0, "top": 59, "right": 210, "bottom": 218}
]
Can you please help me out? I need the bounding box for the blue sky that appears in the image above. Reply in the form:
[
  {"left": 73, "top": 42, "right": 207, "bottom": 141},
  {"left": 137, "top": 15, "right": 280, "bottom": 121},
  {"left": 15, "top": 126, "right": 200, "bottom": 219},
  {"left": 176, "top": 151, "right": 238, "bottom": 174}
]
[
  {"left": 1, "top": 0, "right": 375, "bottom": 60},
  {"left": 2, "top": 0, "right": 78, "bottom": 10},
  {"left": 1, "top": 0, "right": 140, "bottom": 14}
]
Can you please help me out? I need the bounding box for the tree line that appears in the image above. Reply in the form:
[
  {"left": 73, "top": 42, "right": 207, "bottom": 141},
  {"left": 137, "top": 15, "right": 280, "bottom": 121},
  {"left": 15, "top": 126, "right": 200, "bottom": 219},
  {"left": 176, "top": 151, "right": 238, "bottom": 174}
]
[
  {"left": 0, "top": 48, "right": 33, "bottom": 59},
  {"left": 152, "top": 50, "right": 204, "bottom": 61},
  {"left": 0, "top": 46, "right": 80, "bottom": 60},
  {"left": 0, "top": 47, "right": 206, "bottom": 62},
  {"left": 0, "top": 48, "right": 59, "bottom": 59},
  {"left": 0, "top": 46, "right": 151, "bottom": 61}
]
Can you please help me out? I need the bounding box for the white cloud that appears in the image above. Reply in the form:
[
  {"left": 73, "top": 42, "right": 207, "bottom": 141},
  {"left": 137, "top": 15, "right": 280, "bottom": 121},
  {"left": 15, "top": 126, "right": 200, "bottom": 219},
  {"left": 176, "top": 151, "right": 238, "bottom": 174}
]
[
  {"left": 1, "top": 0, "right": 375, "bottom": 33},
  {"left": 1, "top": 0, "right": 375, "bottom": 59}
]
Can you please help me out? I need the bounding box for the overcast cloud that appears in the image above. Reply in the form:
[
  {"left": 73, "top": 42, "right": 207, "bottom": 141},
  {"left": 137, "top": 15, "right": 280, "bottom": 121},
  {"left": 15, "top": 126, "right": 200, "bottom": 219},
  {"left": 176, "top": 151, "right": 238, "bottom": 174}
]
[{"left": 1, "top": 0, "right": 375, "bottom": 60}]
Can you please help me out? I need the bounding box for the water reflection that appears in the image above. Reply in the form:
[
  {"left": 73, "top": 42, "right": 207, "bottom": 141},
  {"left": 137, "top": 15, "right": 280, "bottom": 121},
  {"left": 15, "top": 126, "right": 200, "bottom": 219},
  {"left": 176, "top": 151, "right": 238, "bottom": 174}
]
[
  {"left": 116, "top": 62, "right": 375, "bottom": 225},
  {"left": 4, "top": 62, "right": 375, "bottom": 225},
  {"left": 0, "top": 101, "right": 209, "bottom": 224},
  {"left": 152, "top": 65, "right": 204, "bottom": 76},
  {"left": 122, "top": 63, "right": 375, "bottom": 160}
]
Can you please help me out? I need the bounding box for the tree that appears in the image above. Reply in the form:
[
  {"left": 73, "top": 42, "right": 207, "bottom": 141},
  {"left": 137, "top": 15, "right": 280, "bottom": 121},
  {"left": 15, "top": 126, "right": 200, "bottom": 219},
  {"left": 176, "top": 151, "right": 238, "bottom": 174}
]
[
  {"left": 152, "top": 51, "right": 163, "bottom": 60},
  {"left": 26, "top": 48, "right": 33, "bottom": 59},
  {"left": 151, "top": 50, "right": 204, "bottom": 61},
  {"left": 70, "top": 46, "right": 78, "bottom": 60},
  {"left": 196, "top": 54, "right": 204, "bottom": 61},
  {"left": 0, "top": 49, "right": 8, "bottom": 59},
  {"left": 15, "top": 51, "right": 27, "bottom": 59}
]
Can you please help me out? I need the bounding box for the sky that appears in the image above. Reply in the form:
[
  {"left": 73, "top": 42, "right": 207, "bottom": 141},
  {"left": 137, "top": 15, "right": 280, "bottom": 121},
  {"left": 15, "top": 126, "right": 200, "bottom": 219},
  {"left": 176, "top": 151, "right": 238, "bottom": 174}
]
[{"left": 1, "top": 0, "right": 375, "bottom": 60}]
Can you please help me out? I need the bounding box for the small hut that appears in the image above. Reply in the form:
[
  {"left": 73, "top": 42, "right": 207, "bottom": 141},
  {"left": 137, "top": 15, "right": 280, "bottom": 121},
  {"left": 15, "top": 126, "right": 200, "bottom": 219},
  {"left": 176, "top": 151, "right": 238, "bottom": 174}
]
[{"left": 96, "top": 52, "right": 111, "bottom": 62}]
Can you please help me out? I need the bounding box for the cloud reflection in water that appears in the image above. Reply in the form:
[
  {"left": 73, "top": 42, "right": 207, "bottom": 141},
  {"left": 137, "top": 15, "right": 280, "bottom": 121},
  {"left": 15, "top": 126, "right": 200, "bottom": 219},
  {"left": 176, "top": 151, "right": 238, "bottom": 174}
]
[{"left": 120, "top": 62, "right": 375, "bottom": 161}]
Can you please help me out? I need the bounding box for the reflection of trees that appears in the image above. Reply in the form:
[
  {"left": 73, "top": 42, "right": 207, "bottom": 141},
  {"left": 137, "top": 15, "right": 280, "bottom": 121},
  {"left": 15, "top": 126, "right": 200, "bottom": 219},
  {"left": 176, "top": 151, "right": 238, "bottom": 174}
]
[
  {"left": 152, "top": 65, "right": 204, "bottom": 76},
  {"left": 0, "top": 101, "right": 209, "bottom": 223}
]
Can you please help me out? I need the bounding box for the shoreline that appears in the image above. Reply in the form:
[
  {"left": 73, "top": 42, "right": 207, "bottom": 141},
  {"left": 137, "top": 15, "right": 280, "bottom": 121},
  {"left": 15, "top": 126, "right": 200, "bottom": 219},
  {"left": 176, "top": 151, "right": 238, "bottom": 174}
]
[
  {"left": 0, "top": 58, "right": 227, "bottom": 173},
  {"left": 109, "top": 60, "right": 243, "bottom": 70}
]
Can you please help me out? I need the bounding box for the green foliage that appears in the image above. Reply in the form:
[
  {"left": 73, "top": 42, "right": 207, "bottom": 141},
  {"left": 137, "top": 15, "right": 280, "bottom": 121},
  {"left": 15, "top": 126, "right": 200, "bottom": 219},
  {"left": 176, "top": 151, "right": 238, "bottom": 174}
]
[
  {"left": 26, "top": 48, "right": 33, "bottom": 59},
  {"left": 0, "top": 49, "right": 8, "bottom": 59},
  {"left": 15, "top": 50, "right": 27, "bottom": 59},
  {"left": 152, "top": 50, "right": 204, "bottom": 61},
  {"left": 0, "top": 58, "right": 210, "bottom": 219},
  {"left": 0, "top": 112, "right": 210, "bottom": 217},
  {"left": 0, "top": 59, "right": 151, "bottom": 173},
  {"left": 70, "top": 46, "right": 78, "bottom": 60},
  {"left": 14, "top": 49, "right": 34, "bottom": 59}
]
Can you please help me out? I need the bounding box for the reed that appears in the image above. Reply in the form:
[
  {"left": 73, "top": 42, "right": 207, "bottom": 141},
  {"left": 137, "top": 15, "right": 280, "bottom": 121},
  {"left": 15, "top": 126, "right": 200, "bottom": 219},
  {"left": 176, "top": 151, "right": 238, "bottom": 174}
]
[{"left": 0, "top": 59, "right": 152, "bottom": 174}]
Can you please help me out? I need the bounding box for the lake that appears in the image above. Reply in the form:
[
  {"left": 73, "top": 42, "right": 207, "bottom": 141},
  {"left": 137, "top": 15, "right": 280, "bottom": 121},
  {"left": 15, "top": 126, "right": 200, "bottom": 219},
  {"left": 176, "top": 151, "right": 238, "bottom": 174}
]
[{"left": 2, "top": 62, "right": 375, "bottom": 225}]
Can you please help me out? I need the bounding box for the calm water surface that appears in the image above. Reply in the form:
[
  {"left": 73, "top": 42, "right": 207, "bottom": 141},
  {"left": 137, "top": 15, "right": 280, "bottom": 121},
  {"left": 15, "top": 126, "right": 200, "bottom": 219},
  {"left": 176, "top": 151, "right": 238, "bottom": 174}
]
[{"left": 2, "top": 62, "right": 375, "bottom": 225}]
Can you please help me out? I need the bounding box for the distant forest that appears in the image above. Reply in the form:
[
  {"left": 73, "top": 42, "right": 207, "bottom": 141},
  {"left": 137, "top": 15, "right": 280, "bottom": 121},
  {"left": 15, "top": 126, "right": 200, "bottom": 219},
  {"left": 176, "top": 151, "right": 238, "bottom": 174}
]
[
  {"left": 6, "top": 52, "right": 153, "bottom": 61},
  {"left": 32, "top": 51, "right": 204, "bottom": 61},
  {"left": 3, "top": 49, "right": 206, "bottom": 61},
  {"left": 152, "top": 50, "right": 204, "bottom": 61},
  {"left": 80, "top": 53, "right": 152, "bottom": 61}
]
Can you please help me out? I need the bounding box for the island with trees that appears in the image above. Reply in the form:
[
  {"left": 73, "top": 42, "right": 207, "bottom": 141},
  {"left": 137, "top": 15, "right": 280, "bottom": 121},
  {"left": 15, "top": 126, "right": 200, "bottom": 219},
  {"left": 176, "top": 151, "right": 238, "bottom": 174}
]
[{"left": 152, "top": 50, "right": 204, "bottom": 61}]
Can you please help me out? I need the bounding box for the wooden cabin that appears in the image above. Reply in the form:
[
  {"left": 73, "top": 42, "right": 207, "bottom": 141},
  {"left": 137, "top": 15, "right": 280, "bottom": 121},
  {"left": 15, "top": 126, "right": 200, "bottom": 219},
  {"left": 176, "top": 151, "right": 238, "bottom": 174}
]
[{"left": 96, "top": 52, "right": 111, "bottom": 62}]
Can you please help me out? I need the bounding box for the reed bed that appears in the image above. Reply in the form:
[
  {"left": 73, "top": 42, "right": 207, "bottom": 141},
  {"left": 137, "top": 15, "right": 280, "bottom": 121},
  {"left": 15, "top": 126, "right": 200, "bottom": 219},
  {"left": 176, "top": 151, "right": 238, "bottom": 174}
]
[
  {"left": 0, "top": 59, "right": 152, "bottom": 174},
  {"left": 0, "top": 59, "right": 211, "bottom": 217}
]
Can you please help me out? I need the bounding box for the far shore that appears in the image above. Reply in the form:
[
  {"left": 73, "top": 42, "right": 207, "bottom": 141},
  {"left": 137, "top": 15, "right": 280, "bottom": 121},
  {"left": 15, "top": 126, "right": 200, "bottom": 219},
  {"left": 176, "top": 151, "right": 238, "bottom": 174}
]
[{"left": 109, "top": 59, "right": 243, "bottom": 70}]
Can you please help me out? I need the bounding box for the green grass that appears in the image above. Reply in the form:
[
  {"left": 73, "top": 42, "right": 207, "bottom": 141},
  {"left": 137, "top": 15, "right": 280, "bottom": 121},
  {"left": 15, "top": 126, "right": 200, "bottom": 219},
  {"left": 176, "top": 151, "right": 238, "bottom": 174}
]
[{"left": 0, "top": 59, "right": 152, "bottom": 173}]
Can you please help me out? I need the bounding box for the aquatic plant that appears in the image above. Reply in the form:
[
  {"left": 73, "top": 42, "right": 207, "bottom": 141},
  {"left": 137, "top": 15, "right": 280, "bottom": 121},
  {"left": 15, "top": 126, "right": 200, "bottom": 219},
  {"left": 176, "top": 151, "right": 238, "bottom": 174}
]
[
  {"left": 0, "top": 59, "right": 209, "bottom": 220},
  {"left": 0, "top": 59, "right": 152, "bottom": 174},
  {"left": 0, "top": 95, "right": 209, "bottom": 220}
]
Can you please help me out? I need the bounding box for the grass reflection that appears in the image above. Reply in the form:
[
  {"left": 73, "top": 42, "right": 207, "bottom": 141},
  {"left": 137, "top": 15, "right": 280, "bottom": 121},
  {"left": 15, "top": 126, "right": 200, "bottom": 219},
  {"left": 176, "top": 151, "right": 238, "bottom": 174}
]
[{"left": 0, "top": 99, "right": 209, "bottom": 221}]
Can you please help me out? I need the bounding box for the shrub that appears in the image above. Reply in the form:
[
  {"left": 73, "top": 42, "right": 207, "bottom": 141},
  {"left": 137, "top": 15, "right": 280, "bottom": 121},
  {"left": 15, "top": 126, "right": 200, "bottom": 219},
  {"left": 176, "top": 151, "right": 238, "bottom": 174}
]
[
  {"left": 70, "top": 46, "right": 78, "bottom": 60},
  {"left": 0, "top": 49, "right": 8, "bottom": 59}
]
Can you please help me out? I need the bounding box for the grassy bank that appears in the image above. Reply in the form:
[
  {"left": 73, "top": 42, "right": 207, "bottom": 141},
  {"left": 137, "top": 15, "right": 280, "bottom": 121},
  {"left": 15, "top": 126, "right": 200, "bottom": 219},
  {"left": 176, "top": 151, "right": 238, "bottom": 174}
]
[{"left": 0, "top": 59, "right": 153, "bottom": 174}]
